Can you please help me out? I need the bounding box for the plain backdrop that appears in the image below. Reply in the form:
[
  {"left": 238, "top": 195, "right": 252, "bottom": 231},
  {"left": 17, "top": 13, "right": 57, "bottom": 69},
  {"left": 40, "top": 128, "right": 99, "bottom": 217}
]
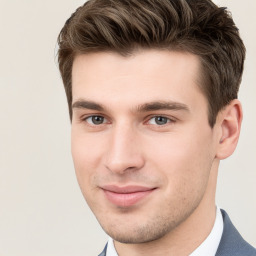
[{"left": 0, "top": 0, "right": 255, "bottom": 255}]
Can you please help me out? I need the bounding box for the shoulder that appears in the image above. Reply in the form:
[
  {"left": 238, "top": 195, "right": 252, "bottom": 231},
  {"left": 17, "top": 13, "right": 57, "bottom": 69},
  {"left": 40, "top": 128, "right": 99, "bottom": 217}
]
[{"left": 216, "top": 209, "right": 256, "bottom": 256}]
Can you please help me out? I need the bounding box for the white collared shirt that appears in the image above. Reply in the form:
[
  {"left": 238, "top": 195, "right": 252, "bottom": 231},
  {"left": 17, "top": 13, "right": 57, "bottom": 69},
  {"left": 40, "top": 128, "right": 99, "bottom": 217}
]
[{"left": 106, "top": 206, "right": 223, "bottom": 256}]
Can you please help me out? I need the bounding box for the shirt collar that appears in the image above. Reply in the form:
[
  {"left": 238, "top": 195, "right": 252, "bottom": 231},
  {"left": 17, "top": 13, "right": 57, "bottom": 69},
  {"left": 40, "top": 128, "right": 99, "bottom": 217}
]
[
  {"left": 106, "top": 236, "right": 118, "bottom": 256},
  {"left": 189, "top": 206, "right": 223, "bottom": 256},
  {"left": 106, "top": 206, "right": 223, "bottom": 256}
]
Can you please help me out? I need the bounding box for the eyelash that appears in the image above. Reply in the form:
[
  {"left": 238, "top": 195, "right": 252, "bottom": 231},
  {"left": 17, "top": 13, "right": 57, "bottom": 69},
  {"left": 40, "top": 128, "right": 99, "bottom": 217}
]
[
  {"left": 82, "top": 115, "right": 176, "bottom": 127},
  {"left": 146, "top": 116, "right": 175, "bottom": 126},
  {"left": 83, "top": 115, "right": 108, "bottom": 125}
]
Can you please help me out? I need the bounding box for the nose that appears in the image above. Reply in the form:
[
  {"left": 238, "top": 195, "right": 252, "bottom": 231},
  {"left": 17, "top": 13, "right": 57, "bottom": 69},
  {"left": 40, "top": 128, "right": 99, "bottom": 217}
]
[{"left": 104, "top": 124, "right": 145, "bottom": 174}]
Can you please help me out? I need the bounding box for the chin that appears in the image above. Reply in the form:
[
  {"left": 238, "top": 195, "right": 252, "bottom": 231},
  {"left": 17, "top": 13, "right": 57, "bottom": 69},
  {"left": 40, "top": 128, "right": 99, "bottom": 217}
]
[{"left": 99, "top": 214, "right": 178, "bottom": 244}]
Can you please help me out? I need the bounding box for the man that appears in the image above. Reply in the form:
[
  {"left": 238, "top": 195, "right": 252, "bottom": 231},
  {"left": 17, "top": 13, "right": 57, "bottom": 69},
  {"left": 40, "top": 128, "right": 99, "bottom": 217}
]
[{"left": 57, "top": 0, "right": 256, "bottom": 255}]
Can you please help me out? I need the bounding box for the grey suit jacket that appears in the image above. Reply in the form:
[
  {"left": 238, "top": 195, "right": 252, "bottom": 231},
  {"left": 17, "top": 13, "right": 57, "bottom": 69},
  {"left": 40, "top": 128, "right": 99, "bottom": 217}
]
[{"left": 98, "top": 209, "right": 256, "bottom": 256}]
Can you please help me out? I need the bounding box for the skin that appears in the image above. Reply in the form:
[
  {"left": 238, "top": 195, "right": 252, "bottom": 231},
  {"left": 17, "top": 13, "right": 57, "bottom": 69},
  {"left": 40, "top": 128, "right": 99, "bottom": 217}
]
[{"left": 71, "top": 50, "right": 242, "bottom": 256}]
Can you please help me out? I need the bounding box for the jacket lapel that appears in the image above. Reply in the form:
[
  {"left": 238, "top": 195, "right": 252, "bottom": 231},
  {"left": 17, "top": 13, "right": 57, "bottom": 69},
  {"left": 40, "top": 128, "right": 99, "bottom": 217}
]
[
  {"left": 98, "top": 243, "right": 108, "bottom": 256},
  {"left": 215, "top": 209, "right": 256, "bottom": 255}
]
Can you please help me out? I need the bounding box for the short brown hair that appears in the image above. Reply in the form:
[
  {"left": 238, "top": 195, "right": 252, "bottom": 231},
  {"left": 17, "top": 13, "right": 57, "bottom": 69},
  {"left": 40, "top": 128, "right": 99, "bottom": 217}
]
[{"left": 57, "top": 0, "right": 245, "bottom": 127}]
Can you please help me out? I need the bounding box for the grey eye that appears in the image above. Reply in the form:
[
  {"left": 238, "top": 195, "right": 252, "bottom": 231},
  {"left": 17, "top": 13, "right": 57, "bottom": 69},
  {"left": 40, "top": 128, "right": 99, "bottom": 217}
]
[
  {"left": 148, "top": 116, "right": 169, "bottom": 125},
  {"left": 86, "top": 116, "right": 105, "bottom": 125}
]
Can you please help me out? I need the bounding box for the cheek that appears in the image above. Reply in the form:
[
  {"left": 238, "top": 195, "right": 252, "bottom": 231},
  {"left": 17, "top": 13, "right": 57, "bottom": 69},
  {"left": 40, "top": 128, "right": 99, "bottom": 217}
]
[
  {"left": 145, "top": 130, "right": 214, "bottom": 193},
  {"left": 71, "top": 131, "right": 105, "bottom": 188},
  {"left": 146, "top": 133, "right": 205, "bottom": 170}
]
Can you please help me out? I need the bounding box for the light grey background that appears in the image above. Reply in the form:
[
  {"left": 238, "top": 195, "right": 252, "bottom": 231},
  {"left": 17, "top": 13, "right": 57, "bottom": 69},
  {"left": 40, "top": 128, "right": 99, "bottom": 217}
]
[{"left": 0, "top": 0, "right": 255, "bottom": 255}]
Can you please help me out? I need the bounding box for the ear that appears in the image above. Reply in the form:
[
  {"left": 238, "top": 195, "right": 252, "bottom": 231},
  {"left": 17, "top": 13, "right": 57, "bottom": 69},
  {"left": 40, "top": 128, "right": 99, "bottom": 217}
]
[{"left": 216, "top": 99, "right": 243, "bottom": 160}]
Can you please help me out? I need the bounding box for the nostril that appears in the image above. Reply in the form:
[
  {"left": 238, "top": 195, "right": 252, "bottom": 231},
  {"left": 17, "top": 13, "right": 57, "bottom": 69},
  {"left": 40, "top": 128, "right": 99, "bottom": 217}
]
[{"left": 104, "top": 155, "right": 145, "bottom": 174}]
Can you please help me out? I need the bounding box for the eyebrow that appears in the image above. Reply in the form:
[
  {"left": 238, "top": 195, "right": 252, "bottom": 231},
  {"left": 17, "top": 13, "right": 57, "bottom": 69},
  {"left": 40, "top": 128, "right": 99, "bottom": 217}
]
[
  {"left": 72, "top": 100, "right": 104, "bottom": 111},
  {"left": 136, "top": 101, "right": 190, "bottom": 112},
  {"left": 72, "top": 99, "right": 189, "bottom": 113}
]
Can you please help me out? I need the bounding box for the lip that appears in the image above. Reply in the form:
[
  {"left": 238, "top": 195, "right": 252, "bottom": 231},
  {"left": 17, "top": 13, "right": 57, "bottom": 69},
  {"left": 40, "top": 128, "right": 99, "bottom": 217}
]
[{"left": 101, "top": 185, "right": 156, "bottom": 207}]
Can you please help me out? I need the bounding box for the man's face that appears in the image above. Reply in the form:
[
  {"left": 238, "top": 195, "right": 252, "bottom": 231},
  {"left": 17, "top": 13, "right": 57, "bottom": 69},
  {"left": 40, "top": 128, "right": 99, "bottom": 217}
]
[{"left": 71, "top": 50, "right": 220, "bottom": 243}]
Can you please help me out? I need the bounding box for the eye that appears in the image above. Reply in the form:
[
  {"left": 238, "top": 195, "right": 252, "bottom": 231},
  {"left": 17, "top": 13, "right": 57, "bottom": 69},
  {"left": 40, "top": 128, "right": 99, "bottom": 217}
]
[
  {"left": 85, "top": 115, "right": 107, "bottom": 125},
  {"left": 148, "top": 116, "right": 172, "bottom": 125}
]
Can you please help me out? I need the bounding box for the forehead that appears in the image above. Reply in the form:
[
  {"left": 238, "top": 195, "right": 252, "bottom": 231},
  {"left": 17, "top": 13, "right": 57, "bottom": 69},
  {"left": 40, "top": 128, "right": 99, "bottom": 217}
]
[{"left": 71, "top": 50, "right": 206, "bottom": 110}]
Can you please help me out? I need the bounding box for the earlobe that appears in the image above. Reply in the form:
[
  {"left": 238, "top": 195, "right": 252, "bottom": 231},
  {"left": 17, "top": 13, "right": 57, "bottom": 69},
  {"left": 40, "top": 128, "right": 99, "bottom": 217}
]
[{"left": 216, "top": 99, "right": 243, "bottom": 160}]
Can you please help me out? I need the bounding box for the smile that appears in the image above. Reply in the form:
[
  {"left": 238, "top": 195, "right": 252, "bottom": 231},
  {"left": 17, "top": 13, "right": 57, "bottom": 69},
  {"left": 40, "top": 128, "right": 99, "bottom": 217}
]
[{"left": 101, "top": 185, "right": 156, "bottom": 207}]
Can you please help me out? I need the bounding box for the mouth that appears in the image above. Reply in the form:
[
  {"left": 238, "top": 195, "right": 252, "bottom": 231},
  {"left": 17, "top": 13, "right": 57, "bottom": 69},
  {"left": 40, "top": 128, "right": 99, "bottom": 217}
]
[{"left": 101, "top": 185, "right": 156, "bottom": 207}]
